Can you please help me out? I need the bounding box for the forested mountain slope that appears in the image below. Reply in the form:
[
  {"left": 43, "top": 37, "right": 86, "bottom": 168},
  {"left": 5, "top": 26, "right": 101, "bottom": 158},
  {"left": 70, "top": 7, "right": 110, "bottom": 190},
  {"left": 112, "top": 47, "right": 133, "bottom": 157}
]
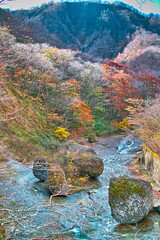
[
  {"left": 115, "top": 29, "right": 160, "bottom": 77},
  {"left": 1, "top": 2, "right": 159, "bottom": 60}
]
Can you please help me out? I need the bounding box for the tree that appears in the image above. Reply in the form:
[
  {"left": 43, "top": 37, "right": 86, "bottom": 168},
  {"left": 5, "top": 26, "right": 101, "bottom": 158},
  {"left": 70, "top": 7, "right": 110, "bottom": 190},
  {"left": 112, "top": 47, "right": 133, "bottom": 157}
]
[
  {"left": 114, "top": 29, "right": 160, "bottom": 78},
  {"left": 102, "top": 64, "right": 140, "bottom": 119},
  {"left": 135, "top": 73, "right": 160, "bottom": 98},
  {"left": 69, "top": 98, "right": 94, "bottom": 125},
  {"left": 126, "top": 98, "right": 160, "bottom": 156}
]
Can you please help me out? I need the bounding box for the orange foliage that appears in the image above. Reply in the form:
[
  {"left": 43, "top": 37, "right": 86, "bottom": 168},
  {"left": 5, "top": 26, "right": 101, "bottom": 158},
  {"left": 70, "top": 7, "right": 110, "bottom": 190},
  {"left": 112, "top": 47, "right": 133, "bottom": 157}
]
[
  {"left": 112, "top": 118, "right": 132, "bottom": 130},
  {"left": 70, "top": 99, "right": 94, "bottom": 124},
  {"left": 62, "top": 78, "right": 80, "bottom": 97},
  {"left": 102, "top": 64, "right": 140, "bottom": 118}
]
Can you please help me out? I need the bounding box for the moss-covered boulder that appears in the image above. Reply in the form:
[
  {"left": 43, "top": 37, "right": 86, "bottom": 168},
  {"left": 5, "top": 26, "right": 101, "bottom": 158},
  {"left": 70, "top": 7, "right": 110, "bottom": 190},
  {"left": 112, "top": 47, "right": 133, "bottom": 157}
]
[
  {"left": 58, "top": 140, "right": 104, "bottom": 178},
  {"left": 74, "top": 154, "right": 103, "bottom": 178},
  {"left": 109, "top": 176, "right": 153, "bottom": 224},
  {"left": 45, "top": 164, "right": 69, "bottom": 196},
  {"left": 33, "top": 158, "right": 48, "bottom": 181}
]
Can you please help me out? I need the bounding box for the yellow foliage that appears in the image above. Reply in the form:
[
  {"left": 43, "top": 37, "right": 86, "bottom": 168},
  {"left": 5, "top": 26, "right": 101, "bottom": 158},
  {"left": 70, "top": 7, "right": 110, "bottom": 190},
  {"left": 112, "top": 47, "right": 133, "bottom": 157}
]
[
  {"left": 112, "top": 119, "right": 132, "bottom": 130},
  {"left": 54, "top": 127, "right": 70, "bottom": 140},
  {"left": 42, "top": 47, "right": 73, "bottom": 64},
  {"left": 78, "top": 177, "right": 87, "bottom": 183},
  {"left": 119, "top": 119, "right": 132, "bottom": 129},
  {"left": 145, "top": 146, "right": 159, "bottom": 158}
]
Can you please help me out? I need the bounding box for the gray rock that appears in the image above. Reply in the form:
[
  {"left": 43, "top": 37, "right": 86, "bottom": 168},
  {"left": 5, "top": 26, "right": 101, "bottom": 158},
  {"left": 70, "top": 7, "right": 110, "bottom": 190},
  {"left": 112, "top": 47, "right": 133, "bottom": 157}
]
[
  {"left": 60, "top": 140, "right": 104, "bottom": 178},
  {"left": 74, "top": 154, "right": 104, "bottom": 178},
  {"left": 33, "top": 158, "right": 48, "bottom": 181},
  {"left": 109, "top": 176, "right": 153, "bottom": 224}
]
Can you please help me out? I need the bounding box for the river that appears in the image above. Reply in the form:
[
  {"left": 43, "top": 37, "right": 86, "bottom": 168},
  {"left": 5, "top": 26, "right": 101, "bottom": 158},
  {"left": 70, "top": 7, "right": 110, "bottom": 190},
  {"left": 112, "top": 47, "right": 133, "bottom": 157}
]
[{"left": 0, "top": 135, "right": 160, "bottom": 240}]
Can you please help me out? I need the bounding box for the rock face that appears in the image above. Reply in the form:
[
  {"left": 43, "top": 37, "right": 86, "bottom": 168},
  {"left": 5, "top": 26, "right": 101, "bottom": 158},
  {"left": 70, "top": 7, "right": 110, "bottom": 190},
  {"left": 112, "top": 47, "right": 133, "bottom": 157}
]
[
  {"left": 109, "top": 176, "right": 153, "bottom": 224},
  {"left": 33, "top": 158, "right": 48, "bottom": 181},
  {"left": 140, "top": 147, "right": 160, "bottom": 185},
  {"left": 118, "top": 136, "right": 142, "bottom": 155}
]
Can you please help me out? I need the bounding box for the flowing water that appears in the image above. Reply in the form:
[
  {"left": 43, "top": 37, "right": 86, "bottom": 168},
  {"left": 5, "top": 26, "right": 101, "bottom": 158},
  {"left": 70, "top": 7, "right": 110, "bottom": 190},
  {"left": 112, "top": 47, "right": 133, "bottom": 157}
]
[{"left": 0, "top": 135, "right": 160, "bottom": 240}]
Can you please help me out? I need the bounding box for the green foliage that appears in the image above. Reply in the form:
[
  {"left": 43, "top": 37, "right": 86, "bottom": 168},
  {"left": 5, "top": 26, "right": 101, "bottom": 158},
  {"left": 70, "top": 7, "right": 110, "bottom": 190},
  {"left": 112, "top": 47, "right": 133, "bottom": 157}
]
[
  {"left": 93, "top": 117, "right": 116, "bottom": 136},
  {"left": 0, "top": 77, "right": 58, "bottom": 161}
]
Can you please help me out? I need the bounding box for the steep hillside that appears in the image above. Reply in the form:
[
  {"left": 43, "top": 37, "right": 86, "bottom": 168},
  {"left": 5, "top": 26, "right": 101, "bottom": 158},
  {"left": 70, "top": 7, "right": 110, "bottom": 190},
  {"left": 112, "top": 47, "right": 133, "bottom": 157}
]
[
  {"left": 0, "top": 27, "right": 117, "bottom": 162},
  {"left": 115, "top": 29, "right": 160, "bottom": 77},
  {"left": 10, "top": 2, "right": 160, "bottom": 60}
]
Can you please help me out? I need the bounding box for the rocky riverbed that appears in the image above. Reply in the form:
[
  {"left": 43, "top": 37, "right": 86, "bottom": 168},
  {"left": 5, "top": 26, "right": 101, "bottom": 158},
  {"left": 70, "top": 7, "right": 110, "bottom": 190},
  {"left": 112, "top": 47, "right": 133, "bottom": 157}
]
[{"left": 0, "top": 135, "right": 160, "bottom": 240}]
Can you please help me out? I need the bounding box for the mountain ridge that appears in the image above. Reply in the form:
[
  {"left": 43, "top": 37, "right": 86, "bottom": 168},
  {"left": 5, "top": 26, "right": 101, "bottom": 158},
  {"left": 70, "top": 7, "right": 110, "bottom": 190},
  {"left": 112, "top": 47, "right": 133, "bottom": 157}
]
[
  {"left": 10, "top": 2, "right": 160, "bottom": 60},
  {"left": 0, "top": 2, "right": 160, "bottom": 61}
]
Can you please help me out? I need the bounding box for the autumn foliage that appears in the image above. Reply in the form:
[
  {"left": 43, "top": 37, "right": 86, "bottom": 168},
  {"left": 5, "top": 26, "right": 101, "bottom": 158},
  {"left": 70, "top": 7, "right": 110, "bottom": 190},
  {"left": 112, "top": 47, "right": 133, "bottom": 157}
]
[
  {"left": 69, "top": 99, "right": 94, "bottom": 125},
  {"left": 126, "top": 98, "right": 160, "bottom": 156},
  {"left": 54, "top": 127, "right": 70, "bottom": 140},
  {"left": 102, "top": 64, "right": 140, "bottom": 118}
]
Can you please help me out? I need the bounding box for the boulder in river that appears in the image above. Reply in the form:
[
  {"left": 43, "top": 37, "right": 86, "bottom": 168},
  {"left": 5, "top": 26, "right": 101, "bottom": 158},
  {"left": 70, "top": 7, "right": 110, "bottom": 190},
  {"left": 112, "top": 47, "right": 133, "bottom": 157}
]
[
  {"left": 33, "top": 140, "right": 104, "bottom": 195},
  {"left": 88, "top": 133, "right": 97, "bottom": 143},
  {"left": 33, "top": 158, "right": 48, "bottom": 181},
  {"left": 45, "top": 164, "right": 69, "bottom": 196},
  {"left": 59, "top": 140, "right": 104, "bottom": 178},
  {"left": 109, "top": 176, "right": 153, "bottom": 224}
]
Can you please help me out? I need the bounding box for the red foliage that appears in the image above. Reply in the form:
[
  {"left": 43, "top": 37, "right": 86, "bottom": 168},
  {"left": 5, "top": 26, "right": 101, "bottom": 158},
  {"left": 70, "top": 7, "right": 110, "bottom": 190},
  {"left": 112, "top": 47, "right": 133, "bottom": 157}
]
[
  {"left": 103, "top": 58, "right": 128, "bottom": 71},
  {"left": 102, "top": 64, "right": 140, "bottom": 118},
  {"left": 135, "top": 73, "right": 160, "bottom": 97}
]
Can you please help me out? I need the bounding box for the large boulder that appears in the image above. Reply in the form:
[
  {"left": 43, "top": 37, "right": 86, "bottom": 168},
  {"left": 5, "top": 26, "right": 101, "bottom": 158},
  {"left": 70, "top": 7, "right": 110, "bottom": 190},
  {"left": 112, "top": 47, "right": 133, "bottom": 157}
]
[
  {"left": 109, "top": 176, "right": 153, "bottom": 224},
  {"left": 45, "top": 164, "right": 69, "bottom": 196},
  {"left": 74, "top": 154, "right": 103, "bottom": 178},
  {"left": 33, "top": 158, "right": 48, "bottom": 181},
  {"left": 32, "top": 141, "right": 104, "bottom": 195},
  {"left": 59, "top": 140, "right": 104, "bottom": 178}
]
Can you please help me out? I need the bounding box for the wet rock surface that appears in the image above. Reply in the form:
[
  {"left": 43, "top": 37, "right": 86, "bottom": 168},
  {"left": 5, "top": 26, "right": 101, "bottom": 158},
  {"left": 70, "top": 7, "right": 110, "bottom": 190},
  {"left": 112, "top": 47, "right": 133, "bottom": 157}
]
[
  {"left": 118, "top": 136, "right": 143, "bottom": 154},
  {"left": 109, "top": 176, "right": 153, "bottom": 224},
  {"left": 33, "top": 158, "right": 48, "bottom": 181}
]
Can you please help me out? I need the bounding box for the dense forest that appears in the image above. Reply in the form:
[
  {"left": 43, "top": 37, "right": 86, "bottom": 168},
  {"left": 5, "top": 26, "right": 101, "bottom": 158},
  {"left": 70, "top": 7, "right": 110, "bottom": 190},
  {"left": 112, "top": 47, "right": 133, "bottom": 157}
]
[{"left": 1, "top": 2, "right": 160, "bottom": 160}]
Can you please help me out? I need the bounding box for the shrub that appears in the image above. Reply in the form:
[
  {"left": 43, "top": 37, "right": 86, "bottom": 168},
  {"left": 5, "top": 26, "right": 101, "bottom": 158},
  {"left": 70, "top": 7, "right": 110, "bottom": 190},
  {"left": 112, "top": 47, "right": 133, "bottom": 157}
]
[
  {"left": 54, "top": 127, "right": 70, "bottom": 141},
  {"left": 112, "top": 118, "right": 132, "bottom": 131}
]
